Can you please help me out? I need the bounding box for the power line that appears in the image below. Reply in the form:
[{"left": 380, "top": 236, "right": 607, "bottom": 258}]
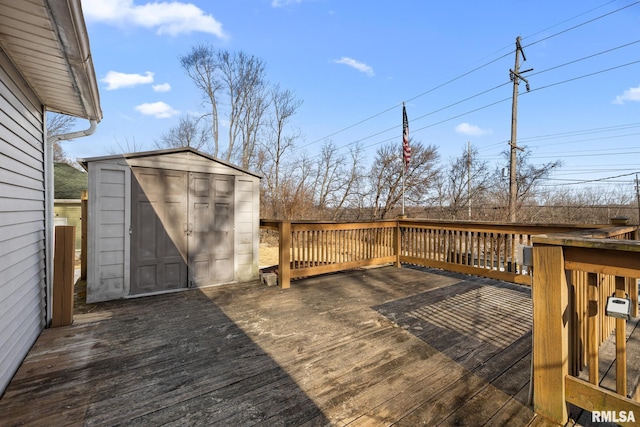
[
  {"left": 520, "top": 0, "right": 618, "bottom": 42},
  {"left": 518, "top": 122, "right": 640, "bottom": 143},
  {"left": 540, "top": 171, "right": 640, "bottom": 188},
  {"left": 478, "top": 1, "right": 619, "bottom": 60},
  {"left": 555, "top": 166, "right": 640, "bottom": 171},
  {"left": 527, "top": 39, "right": 640, "bottom": 78},
  {"left": 302, "top": 54, "right": 640, "bottom": 162},
  {"left": 523, "top": 0, "right": 640, "bottom": 48},
  {"left": 526, "top": 132, "right": 640, "bottom": 151},
  {"left": 297, "top": 1, "right": 640, "bottom": 152},
  {"left": 475, "top": 123, "right": 640, "bottom": 155},
  {"left": 300, "top": 51, "right": 639, "bottom": 162},
  {"left": 526, "top": 59, "right": 640, "bottom": 94},
  {"left": 413, "top": 56, "right": 639, "bottom": 138},
  {"left": 532, "top": 149, "right": 640, "bottom": 159},
  {"left": 554, "top": 167, "right": 640, "bottom": 173},
  {"left": 297, "top": 54, "right": 511, "bottom": 150}
]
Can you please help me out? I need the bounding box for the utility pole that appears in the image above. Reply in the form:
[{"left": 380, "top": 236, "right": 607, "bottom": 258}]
[
  {"left": 467, "top": 141, "right": 472, "bottom": 220},
  {"left": 508, "top": 36, "right": 532, "bottom": 222}
]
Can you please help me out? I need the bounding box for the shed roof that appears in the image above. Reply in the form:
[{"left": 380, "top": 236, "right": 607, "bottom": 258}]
[
  {"left": 54, "top": 162, "right": 87, "bottom": 199},
  {"left": 79, "top": 147, "right": 263, "bottom": 179},
  {"left": 0, "top": 0, "right": 102, "bottom": 121}
]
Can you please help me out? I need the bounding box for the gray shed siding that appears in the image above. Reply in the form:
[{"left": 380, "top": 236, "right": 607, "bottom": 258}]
[
  {"left": 235, "top": 177, "right": 260, "bottom": 282},
  {"left": 0, "top": 49, "right": 47, "bottom": 393},
  {"left": 87, "top": 163, "right": 130, "bottom": 304}
]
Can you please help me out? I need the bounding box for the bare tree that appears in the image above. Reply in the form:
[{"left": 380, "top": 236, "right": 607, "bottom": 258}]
[
  {"left": 179, "top": 44, "right": 221, "bottom": 156},
  {"left": 218, "top": 51, "right": 268, "bottom": 165},
  {"left": 368, "top": 141, "right": 440, "bottom": 219},
  {"left": 282, "top": 154, "right": 316, "bottom": 219},
  {"left": 107, "top": 137, "right": 145, "bottom": 155},
  {"left": 238, "top": 85, "right": 269, "bottom": 169},
  {"left": 309, "top": 141, "right": 366, "bottom": 220},
  {"left": 154, "top": 115, "right": 210, "bottom": 151},
  {"left": 47, "top": 112, "right": 77, "bottom": 163},
  {"left": 180, "top": 45, "right": 270, "bottom": 166},
  {"left": 437, "top": 143, "right": 492, "bottom": 219},
  {"left": 259, "top": 85, "right": 303, "bottom": 218},
  {"left": 489, "top": 147, "right": 562, "bottom": 221},
  {"left": 313, "top": 141, "right": 346, "bottom": 211},
  {"left": 534, "top": 185, "right": 634, "bottom": 224},
  {"left": 331, "top": 144, "right": 366, "bottom": 220}
]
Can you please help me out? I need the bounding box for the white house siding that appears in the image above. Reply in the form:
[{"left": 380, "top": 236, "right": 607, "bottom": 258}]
[
  {"left": 87, "top": 163, "right": 130, "bottom": 304},
  {"left": 0, "top": 49, "right": 47, "bottom": 394}
]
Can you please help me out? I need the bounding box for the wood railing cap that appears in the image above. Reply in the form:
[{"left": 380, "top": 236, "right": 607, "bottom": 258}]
[{"left": 533, "top": 232, "right": 640, "bottom": 253}]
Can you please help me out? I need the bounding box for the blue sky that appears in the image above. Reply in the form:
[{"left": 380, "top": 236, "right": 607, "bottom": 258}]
[{"left": 69, "top": 0, "right": 640, "bottom": 192}]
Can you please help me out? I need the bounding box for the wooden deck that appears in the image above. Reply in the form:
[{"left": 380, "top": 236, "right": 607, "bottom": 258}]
[{"left": 1, "top": 266, "right": 559, "bottom": 426}]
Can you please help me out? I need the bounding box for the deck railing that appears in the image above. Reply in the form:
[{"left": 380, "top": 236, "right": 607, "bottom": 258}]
[
  {"left": 261, "top": 219, "right": 610, "bottom": 288},
  {"left": 261, "top": 220, "right": 398, "bottom": 288},
  {"left": 397, "top": 220, "right": 606, "bottom": 286},
  {"left": 532, "top": 226, "right": 640, "bottom": 425}
]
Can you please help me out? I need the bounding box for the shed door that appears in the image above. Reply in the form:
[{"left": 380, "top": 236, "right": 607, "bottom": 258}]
[
  {"left": 189, "top": 173, "right": 234, "bottom": 286},
  {"left": 131, "top": 168, "right": 234, "bottom": 295},
  {"left": 131, "top": 168, "right": 188, "bottom": 294}
]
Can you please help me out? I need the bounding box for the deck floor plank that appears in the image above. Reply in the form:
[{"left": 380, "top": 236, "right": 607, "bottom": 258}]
[{"left": 2, "top": 265, "right": 566, "bottom": 426}]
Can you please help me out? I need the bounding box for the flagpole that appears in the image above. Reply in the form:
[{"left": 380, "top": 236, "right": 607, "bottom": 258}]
[
  {"left": 402, "top": 102, "right": 405, "bottom": 216},
  {"left": 402, "top": 160, "right": 405, "bottom": 216}
]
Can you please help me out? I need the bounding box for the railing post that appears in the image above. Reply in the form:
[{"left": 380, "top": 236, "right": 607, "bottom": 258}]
[
  {"left": 629, "top": 277, "right": 639, "bottom": 318},
  {"left": 52, "top": 225, "right": 76, "bottom": 327},
  {"left": 394, "top": 219, "right": 402, "bottom": 268},
  {"left": 279, "top": 220, "right": 291, "bottom": 289},
  {"left": 533, "top": 244, "right": 569, "bottom": 424},
  {"left": 587, "top": 272, "right": 599, "bottom": 384},
  {"left": 615, "top": 276, "right": 627, "bottom": 397}
]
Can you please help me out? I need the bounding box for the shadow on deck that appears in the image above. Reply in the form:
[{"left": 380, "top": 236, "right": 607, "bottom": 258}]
[{"left": 1, "top": 265, "right": 559, "bottom": 426}]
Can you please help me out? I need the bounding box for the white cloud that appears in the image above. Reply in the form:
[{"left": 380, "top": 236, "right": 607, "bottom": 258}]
[
  {"left": 101, "top": 71, "right": 154, "bottom": 90},
  {"left": 613, "top": 85, "right": 640, "bottom": 104},
  {"left": 82, "top": 0, "right": 228, "bottom": 38},
  {"left": 153, "top": 83, "right": 172, "bottom": 92},
  {"left": 455, "top": 122, "right": 490, "bottom": 136},
  {"left": 135, "top": 101, "right": 179, "bottom": 118},
  {"left": 271, "top": 0, "right": 305, "bottom": 7},
  {"left": 332, "top": 57, "right": 374, "bottom": 77}
]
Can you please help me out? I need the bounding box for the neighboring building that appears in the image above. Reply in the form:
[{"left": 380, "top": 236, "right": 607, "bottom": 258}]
[
  {"left": 54, "top": 162, "right": 88, "bottom": 255},
  {"left": 0, "top": 0, "right": 101, "bottom": 395},
  {"left": 81, "top": 148, "right": 261, "bottom": 303}
]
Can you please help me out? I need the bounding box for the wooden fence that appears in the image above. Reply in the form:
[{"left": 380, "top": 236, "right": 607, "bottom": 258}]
[{"left": 532, "top": 227, "right": 640, "bottom": 425}]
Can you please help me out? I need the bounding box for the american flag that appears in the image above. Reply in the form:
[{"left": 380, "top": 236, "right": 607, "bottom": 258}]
[{"left": 402, "top": 103, "right": 411, "bottom": 171}]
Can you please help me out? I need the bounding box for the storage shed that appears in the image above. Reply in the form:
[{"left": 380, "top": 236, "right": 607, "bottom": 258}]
[{"left": 82, "top": 148, "right": 261, "bottom": 303}]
